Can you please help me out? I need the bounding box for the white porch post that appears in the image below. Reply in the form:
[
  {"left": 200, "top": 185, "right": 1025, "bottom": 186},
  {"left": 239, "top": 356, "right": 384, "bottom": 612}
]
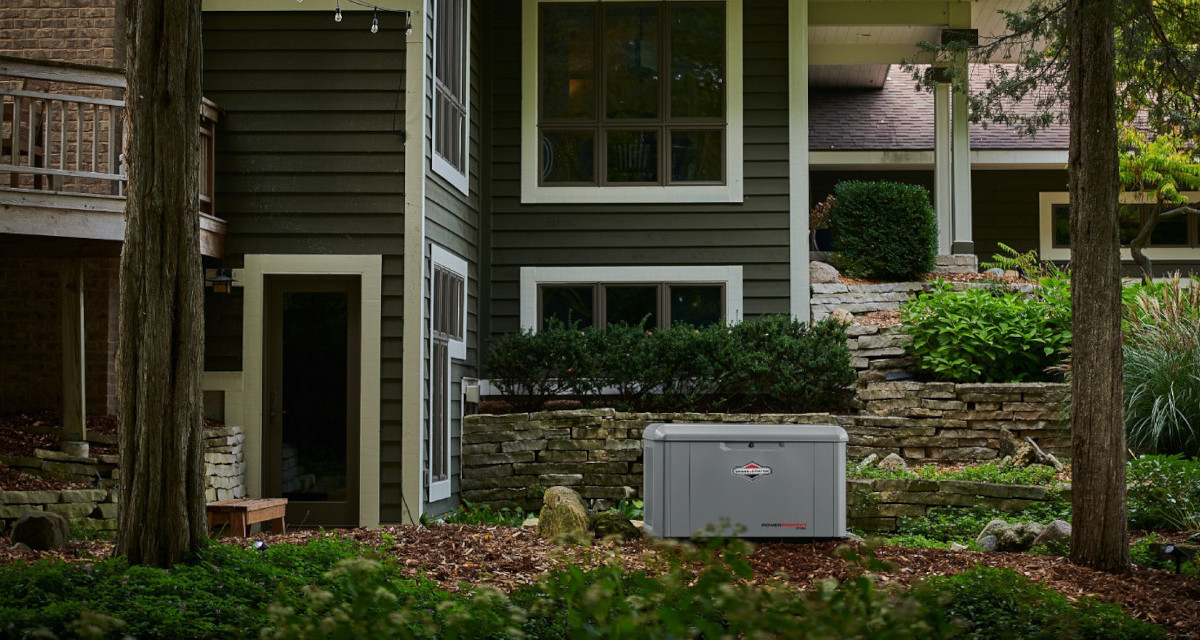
[
  {"left": 789, "top": 0, "right": 810, "bottom": 322},
  {"left": 933, "top": 79, "right": 952, "bottom": 254},
  {"left": 951, "top": 55, "right": 973, "bottom": 254}
]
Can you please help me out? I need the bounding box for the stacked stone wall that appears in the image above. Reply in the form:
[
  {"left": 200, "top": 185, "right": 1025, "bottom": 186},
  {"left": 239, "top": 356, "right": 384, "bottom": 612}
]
[
  {"left": 0, "top": 425, "right": 246, "bottom": 533},
  {"left": 462, "top": 382, "right": 1068, "bottom": 511},
  {"left": 847, "top": 477, "right": 1063, "bottom": 532}
]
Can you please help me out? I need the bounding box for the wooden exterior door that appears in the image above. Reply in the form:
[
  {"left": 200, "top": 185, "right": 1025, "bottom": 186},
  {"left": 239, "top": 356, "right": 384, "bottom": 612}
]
[{"left": 264, "top": 276, "right": 361, "bottom": 527}]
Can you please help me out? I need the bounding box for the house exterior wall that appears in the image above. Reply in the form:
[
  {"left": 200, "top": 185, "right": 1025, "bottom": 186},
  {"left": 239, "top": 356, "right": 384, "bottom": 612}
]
[
  {"left": 0, "top": 0, "right": 118, "bottom": 66},
  {"left": 201, "top": 12, "right": 407, "bottom": 522},
  {"left": 421, "top": 0, "right": 484, "bottom": 517},
  {"left": 485, "top": 0, "right": 791, "bottom": 336}
]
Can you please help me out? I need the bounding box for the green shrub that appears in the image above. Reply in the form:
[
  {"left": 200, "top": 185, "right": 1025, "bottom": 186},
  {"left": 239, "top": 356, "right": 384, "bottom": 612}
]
[
  {"left": 896, "top": 498, "right": 1072, "bottom": 545},
  {"left": 434, "top": 501, "right": 529, "bottom": 527},
  {"left": 1126, "top": 454, "right": 1200, "bottom": 531},
  {"left": 912, "top": 567, "right": 1166, "bottom": 640},
  {"left": 901, "top": 280, "right": 1072, "bottom": 382},
  {"left": 484, "top": 315, "right": 856, "bottom": 414},
  {"left": 1122, "top": 278, "right": 1200, "bottom": 457},
  {"left": 828, "top": 180, "right": 938, "bottom": 280}
]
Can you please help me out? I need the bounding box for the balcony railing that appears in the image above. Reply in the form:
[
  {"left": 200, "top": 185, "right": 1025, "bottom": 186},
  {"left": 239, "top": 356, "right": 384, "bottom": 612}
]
[{"left": 0, "top": 55, "right": 225, "bottom": 257}]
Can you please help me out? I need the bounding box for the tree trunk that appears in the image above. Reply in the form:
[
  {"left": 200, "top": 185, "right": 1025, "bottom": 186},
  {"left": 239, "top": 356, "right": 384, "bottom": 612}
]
[
  {"left": 115, "top": 0, "right": 206, "bottom": 568},
  {"left": 1067, "top": 0, "right": 1129, "bottom": 573}
]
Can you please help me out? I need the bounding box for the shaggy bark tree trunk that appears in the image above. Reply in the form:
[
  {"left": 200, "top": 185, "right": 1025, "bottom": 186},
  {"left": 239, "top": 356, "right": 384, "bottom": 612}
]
[
  {"left": 115, "top": 0, "right": 207, "bottom": 568},
  {"left": 1067, "top": 0, "right": 1129, "bottom": 574}
]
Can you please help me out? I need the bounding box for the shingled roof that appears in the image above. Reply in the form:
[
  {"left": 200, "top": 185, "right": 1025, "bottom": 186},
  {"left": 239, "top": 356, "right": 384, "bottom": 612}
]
[{"left": 809, "top": 65, "right": 1069, "bottom": 151}]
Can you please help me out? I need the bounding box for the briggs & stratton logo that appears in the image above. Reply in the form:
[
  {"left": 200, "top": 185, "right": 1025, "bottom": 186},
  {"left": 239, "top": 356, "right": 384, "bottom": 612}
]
[{"left": 732, "top": 461, "right": 772, "bottom": 481}]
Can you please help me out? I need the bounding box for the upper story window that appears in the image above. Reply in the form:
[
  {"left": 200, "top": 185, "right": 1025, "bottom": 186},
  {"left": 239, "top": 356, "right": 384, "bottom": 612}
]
[
  {"left": 521, "top": 0, "right": 743, "bottom": 204},
  {"left": 433, "top": 0, "right": 469, "bottom": 194}
]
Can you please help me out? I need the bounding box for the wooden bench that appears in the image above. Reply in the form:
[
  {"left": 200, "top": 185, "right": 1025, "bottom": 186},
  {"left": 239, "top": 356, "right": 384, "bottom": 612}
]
[{"left": 206, "top": 498, "right": 287, "bottom": 537}]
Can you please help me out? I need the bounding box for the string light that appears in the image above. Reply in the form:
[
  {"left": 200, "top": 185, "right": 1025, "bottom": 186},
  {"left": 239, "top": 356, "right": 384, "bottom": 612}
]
[{"left": 328, "top": 0, "right": 412, "bottom": 34}]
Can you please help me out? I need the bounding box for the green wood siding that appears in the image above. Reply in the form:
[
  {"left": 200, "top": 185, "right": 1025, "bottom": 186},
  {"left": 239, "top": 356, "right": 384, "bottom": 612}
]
[
  {"left": 202, "top": 12, "right": 408, "bottom": 522},
  {"left": 485, "top": 0, "right": 791, "bottom": 336}
]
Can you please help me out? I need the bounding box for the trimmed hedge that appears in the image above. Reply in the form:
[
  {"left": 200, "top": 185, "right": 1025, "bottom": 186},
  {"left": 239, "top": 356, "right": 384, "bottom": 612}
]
[
  {"left": 829, "top": 180, "right": 938, "bottom": 280},
  {"left": 484, "top": 315, "right": 857, "bottom": 414}
]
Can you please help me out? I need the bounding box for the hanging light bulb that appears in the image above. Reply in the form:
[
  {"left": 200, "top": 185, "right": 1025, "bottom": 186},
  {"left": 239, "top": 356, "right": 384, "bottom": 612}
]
[
  {"left": 334, "top": 0, "right": 342, "bottom": 22},
  {"left": 405, "top": 12, "right": 413, "bottom": 36},
  {"left": 371, "top": 8, "right": 379, "bottom": 33}
]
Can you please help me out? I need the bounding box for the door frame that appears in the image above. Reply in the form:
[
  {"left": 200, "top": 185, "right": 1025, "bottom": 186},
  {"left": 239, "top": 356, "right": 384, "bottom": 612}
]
[{"left": 240, "top": 254, "right": 383, "bottom": 528}]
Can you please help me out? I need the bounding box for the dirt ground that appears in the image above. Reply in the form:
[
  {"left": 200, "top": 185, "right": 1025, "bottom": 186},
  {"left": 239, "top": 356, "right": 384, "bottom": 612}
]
[{"left": 1, "top": 526, "right": 1197, "bottom": 638}]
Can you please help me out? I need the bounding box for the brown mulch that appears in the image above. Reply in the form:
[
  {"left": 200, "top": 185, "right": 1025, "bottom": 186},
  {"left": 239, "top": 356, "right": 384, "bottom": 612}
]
[
  {"left": 855, "top": 310, "right": 902, "bottom": 327},
  {"left": 2, "top": 527, "right": 1196, "bottom": 637}
]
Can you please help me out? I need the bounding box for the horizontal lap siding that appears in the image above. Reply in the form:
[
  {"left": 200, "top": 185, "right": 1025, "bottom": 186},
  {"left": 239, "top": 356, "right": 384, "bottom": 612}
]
[
  {"left": 202, "top": 12, "right": 407, "bottom": 518},
  {"left": 420, "top": 1, "right": 484, "bottom": 517},
  {"left": 486, "top": 0, "right": 791, "bottom": 336}
]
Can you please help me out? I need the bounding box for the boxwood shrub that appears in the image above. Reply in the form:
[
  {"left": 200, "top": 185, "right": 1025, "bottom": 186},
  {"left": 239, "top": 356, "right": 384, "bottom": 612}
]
[
  {"left": 484, "top": 315, "right": 856, "bottom": 414},
  {"left": 829, "top": 180, "right": 938, "bottom": 280}
]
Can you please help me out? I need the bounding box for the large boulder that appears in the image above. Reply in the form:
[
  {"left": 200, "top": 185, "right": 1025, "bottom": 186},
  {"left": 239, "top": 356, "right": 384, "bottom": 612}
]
[
  {"left": 810, "top": 261, "right": 840, "bottom": 284},
  {"left": 11, "top": 511, "right": 70, "bottom": 551},
  {"left": 878, "top": 453, "right": 909, "bottom": 471},
  {"left": 537, "top": 487, "right": 590, "bottom": 540},
  {"left": 976, "top": 519, "right": 1045, "bottom": 553},
  {"left": 589, "top": 512, "right": 641, "bottom": 540}
]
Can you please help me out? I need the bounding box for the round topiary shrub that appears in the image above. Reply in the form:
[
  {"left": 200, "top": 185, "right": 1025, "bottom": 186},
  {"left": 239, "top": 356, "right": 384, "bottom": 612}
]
[{"left": 828, "top": 180, "right": 938, "bottom": 280}]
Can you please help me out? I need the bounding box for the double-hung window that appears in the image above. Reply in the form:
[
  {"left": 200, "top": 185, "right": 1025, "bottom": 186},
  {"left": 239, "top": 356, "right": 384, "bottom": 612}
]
[
  {"left": 433, "top": 0, "right": 469, "bottom": 194},
  {"left": 1039, "top": 192, "right": 1200, "bottom": 261},
  {"left": 428, "top": 246, "right": 467, "bottom": 503},
  {"left": 522, "top": 0, "right": 743, "bottom": 203}
]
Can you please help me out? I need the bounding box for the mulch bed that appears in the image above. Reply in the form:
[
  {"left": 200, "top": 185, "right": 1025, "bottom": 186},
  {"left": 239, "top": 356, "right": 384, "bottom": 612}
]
[{"left": 1, "top": 526, "right": 1197, "bottom": 637}]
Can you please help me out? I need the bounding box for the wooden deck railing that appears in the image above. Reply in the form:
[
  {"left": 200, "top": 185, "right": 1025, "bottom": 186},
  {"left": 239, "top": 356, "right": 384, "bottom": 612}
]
[{"left": 0, "top": 55, "right": 225, "bottom": 256}]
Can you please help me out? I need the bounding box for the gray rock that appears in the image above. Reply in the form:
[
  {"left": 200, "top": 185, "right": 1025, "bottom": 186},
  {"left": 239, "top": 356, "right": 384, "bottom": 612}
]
[
  {"left": 950, "top": 542, "right": 969, "bottom": 552},
  {"left": 984, "top": 268, "right": 1005, "bottom": 277},
  {"left": 830, "top": 308, "right": 855, "bottom": 325},
  {"left": 855, "top": 453, "right": 879, "bottom": 472},
  {"left": 878, "top": 453, "right": 909, "bottom": 471},
  {"left": 1032, "top": 520, "right": 1072, "bottom": 547},
  {"left": 997, "top": 428, "right": 1020, "bottom": 459},
  {"left": 1013, "top": 437, "right": 1065, "bottom": 471},
  {"left": 810, "top": 261, "right": 840, "bottom": 284},
  {"left": 537, "top": 487, "right": 591, "bottom": 541},
  {"left": 589, "top": 512, "right": 641, "bottom": 540},
  {"left": 844, "top": 532, "right": 865, "bottom": 543},
  {"left": 11, "top": 511, "right": 70, "bottom": 551},
  {"left": 976, "top": 519, "right": 1045, "bottom": 552}
]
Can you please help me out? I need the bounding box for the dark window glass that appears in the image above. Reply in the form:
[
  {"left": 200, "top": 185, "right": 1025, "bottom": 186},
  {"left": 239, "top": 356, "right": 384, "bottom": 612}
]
[
  {"left": 670, "top": 129, "right": 722, "bottom": 182},
  {"left": 1151, "top": 210, "right": 1189, "bottom": 246},
  {"left": 669, "top": 285, "right": 721, "bottom": 327},
  {"left": 605, "top": 285, "right": 658, "bottom": 327},
  {"left": 1052, "top": 204, "right": 1071, "bottom": 247},
  {"left": 604, "top": 5, "right": 660, "bottom": 119},
  {"left": 540, "top": 6, "right": 596, "bottom": 120},
  {"left": 541, "top": 285, "right": 594, "bottom": 328},
  {"left": 542, "top": 130, "right": 595, "bottom": 183},
  {"left": 1118, "top": 205, "right": 1142, "bottom": 245},
  {"left": 606, "top": 130, "right": 658, "bottom": 183},
  {"left": 669, "top": 5, "right": 724, "bottom": 118}
]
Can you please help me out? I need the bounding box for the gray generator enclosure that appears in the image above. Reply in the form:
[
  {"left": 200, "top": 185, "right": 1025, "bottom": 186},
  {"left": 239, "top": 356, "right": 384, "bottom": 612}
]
[{"left": 642, "top": 423, "right": 847, "bottom": 538}]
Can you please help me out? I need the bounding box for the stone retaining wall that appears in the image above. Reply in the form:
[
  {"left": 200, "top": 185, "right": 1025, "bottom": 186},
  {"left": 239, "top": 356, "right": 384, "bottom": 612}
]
[
  {"left": 1, "top": 425, "right": 247, "bottom": 534},
  {"left": 847, "top": 477, "right": 1064, "bottom": 532},
  {"left": 463, "top": 382, "right": 1068, "bottom": 511}
]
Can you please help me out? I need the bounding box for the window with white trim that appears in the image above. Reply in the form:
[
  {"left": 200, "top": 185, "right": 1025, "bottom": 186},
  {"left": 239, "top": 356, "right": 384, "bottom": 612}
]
[
  {"left": 1038, "top": 192, "right": 1200, "bottom": 262},
  {"left": 521, "top": 0, "right": 743, "bottom": 204},
  {"left": 433, "top": 0, "right": 469, "bottom": 194},
  {"left": 520, "top": 265, "right": 743, "bottom": 331},
  {"left": 428, "top": 246, "right": 468, "bottom": 503}
]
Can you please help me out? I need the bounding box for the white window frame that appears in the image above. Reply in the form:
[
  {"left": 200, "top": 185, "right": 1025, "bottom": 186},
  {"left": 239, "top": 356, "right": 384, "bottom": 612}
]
[
  {"left": 519, "top": 265, "right": 743, "bottom": 331},
  {"left": 428, "top": 245, "right": 469, "bottom": 503},
  {"left": 432, "top": 0, "right": 471, "bottom": 195},
  {"left": 520, "top": 0, "right": 744, "bottom": 204},
  {"left": 1039, "top": 191, "right": 1200, "bottom": 262}
]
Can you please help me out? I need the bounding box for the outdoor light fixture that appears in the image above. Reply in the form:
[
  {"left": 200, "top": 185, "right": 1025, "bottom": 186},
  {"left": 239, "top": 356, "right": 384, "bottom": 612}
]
[
  {"left": 371, "top": 9, "right": 379, "bottom": 33},
  {"left": 328, "top": 1, "right": 413, "bottom": 35},
  {"left": 335, "top": 0, "right": 342, "bottom": 22},
  {"left": 207, "top": 268, "right": 236, "bottom": 294}
]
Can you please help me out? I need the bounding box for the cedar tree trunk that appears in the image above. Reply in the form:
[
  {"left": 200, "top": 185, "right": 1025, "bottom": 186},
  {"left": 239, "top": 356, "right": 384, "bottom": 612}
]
[
  {"left": 115, "top": 0, "right": 207, "bottom": 568},
  {"left": 1066, "top": 0, "right": 1129, "bottom": 573}
]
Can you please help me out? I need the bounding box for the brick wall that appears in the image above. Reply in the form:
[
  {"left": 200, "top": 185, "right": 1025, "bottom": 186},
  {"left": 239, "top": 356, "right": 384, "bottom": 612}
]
[
  {"left": 0, "top": 0, "right": 119, "bottom": 67},
  {"left": 0, "top": 256, "right": 119, "bottom": 415}
]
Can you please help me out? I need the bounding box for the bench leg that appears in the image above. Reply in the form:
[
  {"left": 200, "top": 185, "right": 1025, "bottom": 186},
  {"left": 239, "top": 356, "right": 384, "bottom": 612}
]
[
  {"left": 269, "top": 517, "right": 285, "bottom": 535},
  {"left": 229, "top": 511, "right": 248, "bottom": 538}
]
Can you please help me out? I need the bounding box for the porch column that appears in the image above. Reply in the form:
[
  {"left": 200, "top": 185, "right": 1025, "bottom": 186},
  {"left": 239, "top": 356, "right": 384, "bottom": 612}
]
[
  {"left": 61, "top": 258, "right": 87, "bottom": 447},
  {"left": 951, "top": 55, "right": 974, "bottom": 254},
  {"left": 788, "top": 0, "right": 810, "bottom": 322},
  {"left": 933, "top": 78, "right": 953, "bottom": 254}
]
